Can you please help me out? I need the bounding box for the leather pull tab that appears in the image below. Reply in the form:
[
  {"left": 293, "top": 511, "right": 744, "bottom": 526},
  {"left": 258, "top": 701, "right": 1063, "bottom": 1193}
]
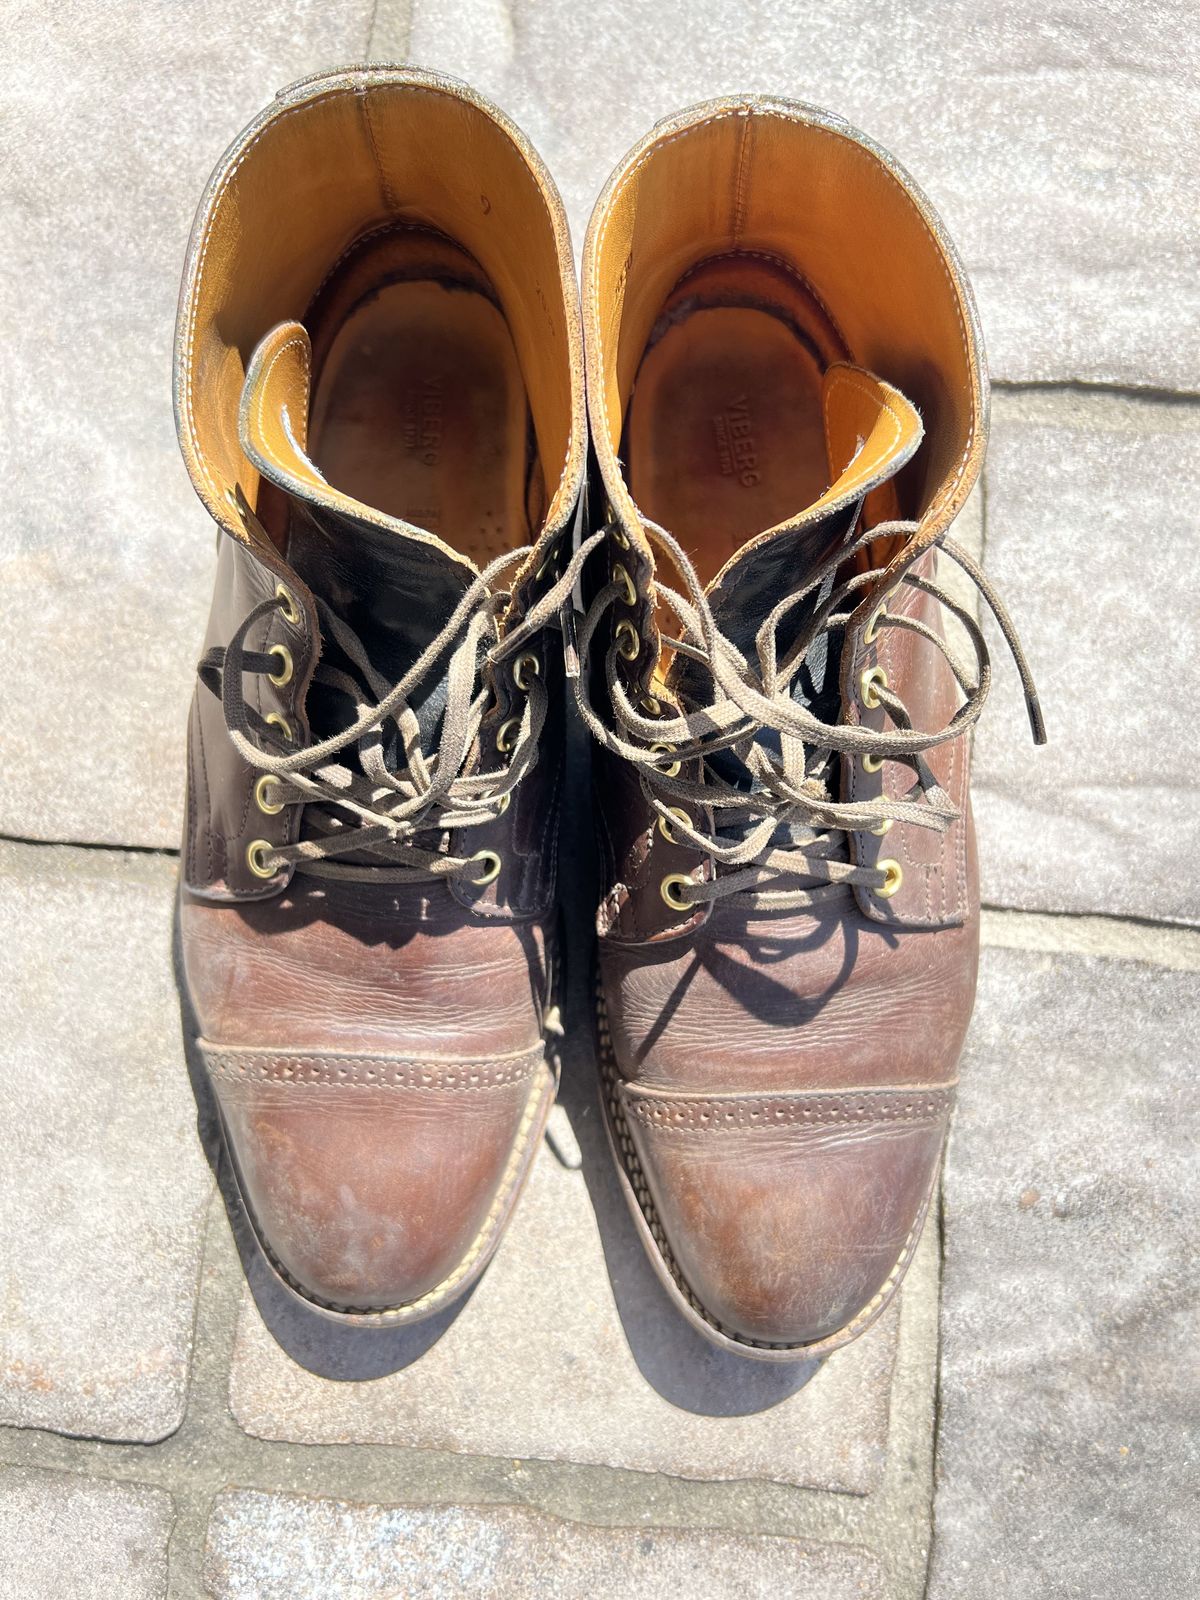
[
  {"left": 238, "top": 322, "right": 326, "bottom": 495},
  {"left": 817, "top": 363, "right": 924, "bottom": 518}
]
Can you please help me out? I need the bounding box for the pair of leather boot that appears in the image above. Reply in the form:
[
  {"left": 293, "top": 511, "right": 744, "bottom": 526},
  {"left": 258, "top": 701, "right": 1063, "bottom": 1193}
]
[{"left": 176, "top": 67, "right": 1041, "bottom": 1359}]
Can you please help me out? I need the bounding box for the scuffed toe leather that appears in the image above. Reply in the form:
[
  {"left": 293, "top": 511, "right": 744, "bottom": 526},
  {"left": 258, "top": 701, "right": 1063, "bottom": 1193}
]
[
  {"left": 620, "top": 1083, "right": 952, "bottom": 1348},
  {"left": 580, "top": 99, "right": 1041, "bottom": 1359},
  {"left": 173, "top": 69, "right": 584, "bottom": 1326},
  {"left": 207, "top": 1045, "right": 550, "bottom": 1313}
]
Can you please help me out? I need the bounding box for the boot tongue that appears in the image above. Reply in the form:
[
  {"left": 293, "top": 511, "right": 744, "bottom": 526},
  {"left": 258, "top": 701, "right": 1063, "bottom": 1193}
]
[
  {"left": 238, "top": 322, "right": 481, "bottom": 748},
  {"left": 674, "top": 363, "right": 923, "bottom": 721},
  {"left": 674, "top": 364, "right": 922, "bottom": 819}
]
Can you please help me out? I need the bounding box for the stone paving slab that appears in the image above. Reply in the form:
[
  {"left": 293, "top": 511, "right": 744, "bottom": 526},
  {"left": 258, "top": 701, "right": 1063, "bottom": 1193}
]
[
  {"left": 4, "top": 6, "right": 1193, "bottom": 855},
  {"left": 0, "top": 2, "right": 375, "bottom": 850},
  {"left": 409, "top": 0, "right": 1199, "bottom": 390},
  {"left": 0, "top": 842, "right": 210, "bottom": 1442},
  {"left": 0, "top": 1466, "right": 173, "bottom": 1600},
  {"left": 226, "top": 1069, "right": 926, "bottom": 1493},
  {"left": 929, "top": 945, "right": 1200, "bottom": 1598},
  {"left": 972, "top": 390, "right": 1200, "bottom": 925},
  {"left": 203, "top": 1489, "right": 887, "bottom": 1599}
]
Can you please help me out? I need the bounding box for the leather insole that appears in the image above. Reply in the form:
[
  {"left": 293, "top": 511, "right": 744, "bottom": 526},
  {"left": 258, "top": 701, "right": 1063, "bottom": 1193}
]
[
  {"left": 306, "top": 231, "right": 535, "bottom": 565},
  {"left": 624, "top": 255, "right": 850, "bottom": 589}
]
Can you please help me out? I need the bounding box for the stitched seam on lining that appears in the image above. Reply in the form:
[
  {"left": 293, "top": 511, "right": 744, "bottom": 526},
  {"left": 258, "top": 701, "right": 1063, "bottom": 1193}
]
[
  {"left": 358, "top": 83, "right": 398, "bottom": 213},
  {"left": 588, "top": 104, "right": 975, "bottom": 527}
]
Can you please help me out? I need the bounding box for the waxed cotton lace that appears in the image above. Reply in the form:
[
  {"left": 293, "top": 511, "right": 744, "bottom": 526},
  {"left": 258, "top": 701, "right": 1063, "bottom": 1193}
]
[
  {"left": 571, "top": 517, "right": 1045, "bottom": 912},
  {"left": 198, "top": 538, "right": 597, "bottom": 884}
]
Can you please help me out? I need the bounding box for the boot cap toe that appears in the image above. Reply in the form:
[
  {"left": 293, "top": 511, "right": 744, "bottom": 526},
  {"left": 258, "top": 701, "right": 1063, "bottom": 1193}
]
[
  {"left": 622, "top": 1083, "right": 952, "bottom": 1348},
  {"left": 207, "top": 1044, "right": 548, "bottom": 1312}
]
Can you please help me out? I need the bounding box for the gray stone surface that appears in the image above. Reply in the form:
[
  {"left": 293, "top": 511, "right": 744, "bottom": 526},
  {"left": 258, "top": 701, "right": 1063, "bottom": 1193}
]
[
  {"left": 973, "top": 390, "right": 1200, "bottom": 925},
  {"left": 0, "top": 2, "right": 377, "bottom": 849},
  {"left": 408, "top": 0, "right": 1199, "bottom": 390},
  {"left": 4, "top": 4, "right": 1193, "bottom": 853},
  {"left": 929, "top": 945, "right": 1200, "bottom": 1598},
  {"left": 226, "top": 1087, "right": 923, "bottom": 1493},
  {"left": 0, "top": 1466, "right": 173, "bottom": 1600},
  {"left": 0, "top": 842, "right": 211, "bottom": 1441},
  {"left": 203, "top": 1490, "right": 886, "bottom": 1599}
]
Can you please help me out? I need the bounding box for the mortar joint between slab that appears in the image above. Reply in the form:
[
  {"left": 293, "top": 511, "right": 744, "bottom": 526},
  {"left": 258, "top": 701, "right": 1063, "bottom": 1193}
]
[{"left": 980, "top": 905, "right": 1200, "bottom": 971}]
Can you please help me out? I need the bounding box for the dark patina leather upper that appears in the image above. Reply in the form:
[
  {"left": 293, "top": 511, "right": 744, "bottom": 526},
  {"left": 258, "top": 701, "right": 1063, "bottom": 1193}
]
[
  {"left": 174, "top": 68, "right": 584, "bottom": 1319},
  {"left": 578, "top": 98, "right": 1041, "bottom": 1358}
]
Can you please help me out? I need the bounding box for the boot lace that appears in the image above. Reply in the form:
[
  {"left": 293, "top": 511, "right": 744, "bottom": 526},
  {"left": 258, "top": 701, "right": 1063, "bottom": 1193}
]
[
  {"left": 571, "top": 516, "right": 1045, "bottom": 912},
  {"left": 199, "top": 535, "right": 594, "bottom": 885}
]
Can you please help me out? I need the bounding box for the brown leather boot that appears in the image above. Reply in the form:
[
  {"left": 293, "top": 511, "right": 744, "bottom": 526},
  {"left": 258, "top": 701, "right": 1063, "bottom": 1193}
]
[
  {"left": 175, "top": 67, "right": 584, "bottom": 1322},
  {"left": 577, "top": 99, "right": 1044, "bottom": 1359}
]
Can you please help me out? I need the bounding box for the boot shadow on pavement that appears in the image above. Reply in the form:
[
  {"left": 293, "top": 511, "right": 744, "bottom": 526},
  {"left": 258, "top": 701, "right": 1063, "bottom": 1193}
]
[{"left": 555, "top": 723, "right": 824, "bottom": 1417}]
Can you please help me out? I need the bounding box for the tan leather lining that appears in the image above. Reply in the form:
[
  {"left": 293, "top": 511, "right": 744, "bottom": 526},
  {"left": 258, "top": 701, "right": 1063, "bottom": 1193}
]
[
  {"left": 584, "top": 101, "right": 984, "bottom": 548},
  {"left": 177, "top": 70, "right": 581, "bottom": 542}
]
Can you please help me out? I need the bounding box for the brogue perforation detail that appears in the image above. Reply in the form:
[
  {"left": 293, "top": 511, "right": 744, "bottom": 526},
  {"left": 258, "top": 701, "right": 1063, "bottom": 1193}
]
[
  {"left": 203, "top": 1046, "right": 542, "bottom": 1091},
  {"left": 622, "top": 1087, "right": 957, "bottom": 1131},
  {"left": 596, "top": 980, "right": 937, "bottom": 1355}
]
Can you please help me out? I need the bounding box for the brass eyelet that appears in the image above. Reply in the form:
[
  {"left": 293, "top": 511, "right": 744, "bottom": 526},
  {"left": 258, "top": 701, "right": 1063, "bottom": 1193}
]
[
  {"left": 496, "top": 716, "right": 521, "bottom": 753},
  {"left": 246, "top": 839, "right": 278, "bottom": 880},
  {"left": 875, "top": 858, "right": 904, "bottom": 899},
  {"left": 870, "top": 816, "right": 894, "bottom": 836},
  {"left": 649, "top": 742, "right": 681, "bottom": 778},
  {"left": 615, "top": 619, "right": 640, "bottom": 661},
  {"left": 660, "top": 873, "right": 696, "bottom": 911},
  {"left": 268, "top": 644, "right": 294, "bottom": 686},
  {"left": 612, "top": 526, "right": 630, "bottom": 550},
  {"left": 862, "top": 751, "right": 885, "bottom": 773},
  {"left": 534, "top": 555, "right": 559, "bottom": 585},
  {"left": 860, "top": 665, "right": 888, "bottom": 709},
  {"left": 513, "top": 651, "right": 540, "bottom": 691},
  {"left": 275, "top": 583, "right": 300, "bottom": 626},
  {"left": 254, "top": 774, "right": 284, "bottom": 816},
  {"left": 469, "top": 849, "right": 502, "bottom": 886},
  {"left": 657, "top": 806, "right": 691, "bottom": 844},
  {"left": 496, "top": 791, "right": 511, "bottom": 816},
  {"left": 864, "top": 604, "right": 886, "bottom": 646},
  {"left": 612, "top": 562, "right": 636, "bottom": 606},
  {"left": 642, "top": 693, "right": 662, "bottom": 716},
  {"left": 265, "top": 711, "right": 295, "bottom": 744}
]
